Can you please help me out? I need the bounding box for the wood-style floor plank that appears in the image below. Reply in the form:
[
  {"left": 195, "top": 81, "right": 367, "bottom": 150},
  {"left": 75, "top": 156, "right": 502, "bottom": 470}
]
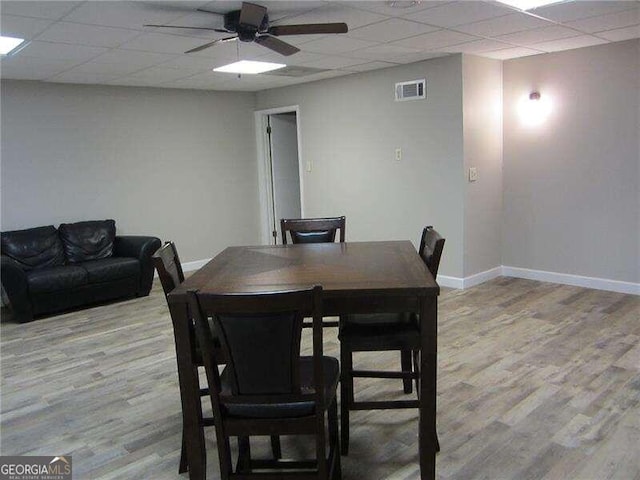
[{"left": 1, "top": 277, "right": 638, "bottom": 479}]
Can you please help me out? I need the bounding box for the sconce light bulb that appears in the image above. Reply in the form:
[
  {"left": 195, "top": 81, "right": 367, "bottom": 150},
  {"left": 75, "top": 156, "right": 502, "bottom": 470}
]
[{"left": 530, "top": 92, "right": 541, "bottom": 100}]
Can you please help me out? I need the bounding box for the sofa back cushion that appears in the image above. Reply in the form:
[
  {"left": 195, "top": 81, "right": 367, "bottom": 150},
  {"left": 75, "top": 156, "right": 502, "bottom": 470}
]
[
  {"left": 1, "top": 226, "right": 66, "bottom": 270},
  {"left": 59, "top": 219, "right": 116, "bottom": 263}
]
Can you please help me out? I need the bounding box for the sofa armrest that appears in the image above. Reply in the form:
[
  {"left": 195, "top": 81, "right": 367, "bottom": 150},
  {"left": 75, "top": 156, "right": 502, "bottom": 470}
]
[
  {"left": 114, "top": 236, "right": 161, "bottom": 296},
  {"left": 1, "top": 255, "right": 33, "bottom": 322}
]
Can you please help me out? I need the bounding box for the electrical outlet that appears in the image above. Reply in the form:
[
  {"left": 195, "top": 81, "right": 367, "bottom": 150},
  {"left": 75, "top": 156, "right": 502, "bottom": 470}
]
[
  {"left": 395, "top": 148, "right": 402, "bottom": 161},
  {"left": 469, "top": 167, "right": 478, "bottom": 182}
]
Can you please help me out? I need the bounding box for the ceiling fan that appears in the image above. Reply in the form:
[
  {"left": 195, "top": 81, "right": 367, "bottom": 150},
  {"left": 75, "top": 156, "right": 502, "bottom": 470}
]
[{"left": 144, "top": 2, "right": 348, "bottom": 56}]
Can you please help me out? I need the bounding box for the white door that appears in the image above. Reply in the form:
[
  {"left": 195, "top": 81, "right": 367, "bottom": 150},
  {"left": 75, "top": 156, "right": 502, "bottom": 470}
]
[{"left": 268, "top": 112, "right": 301, "bottom": 243}]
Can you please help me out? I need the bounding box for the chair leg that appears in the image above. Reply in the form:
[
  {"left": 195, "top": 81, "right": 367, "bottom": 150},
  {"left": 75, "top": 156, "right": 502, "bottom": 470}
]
[
  {"left": 401, "top": 349, "right": 413, "bottom": 394},
  {"left": 178, "top": 428, "right": 188, "bottom": 473},
  {"left": 412, "top": 350, "right": 420, "bottom": 395},
  {"left": 270, "top": 435, "right": 282, "bottom": 459},
  {"left": 340, "top": 345, "right": 353, "bottom": 456},
  {"left": 329, "top": 397, "right": 342, "bottom": 480},
  {"left": 237, "top": 436, "right": 251, "bottom": 473}
]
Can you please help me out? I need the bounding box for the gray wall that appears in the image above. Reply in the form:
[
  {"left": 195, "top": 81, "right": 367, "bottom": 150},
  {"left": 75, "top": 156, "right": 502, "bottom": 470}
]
[
  {"left": 462, "top": 55, "right": 503, "bottom": 277},
  {"left": 503, "top": 39, "right": 639, "bottom": 283},
  {"left": 257, "top": 55, "right": 465, "bottom": 278},
  {"left": 1, "top": 81, "right": 260, "bottom": 263}
]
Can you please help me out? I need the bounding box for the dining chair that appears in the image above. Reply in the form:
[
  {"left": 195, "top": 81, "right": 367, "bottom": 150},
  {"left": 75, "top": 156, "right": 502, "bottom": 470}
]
[
  {"left": 338, "top": 226, "right": 445, "bottom": 455},
  {"left": 280, "top": 216, "right": 346, "bottom": 245},
  {"left": 281, "top": 216, "right": 346, "bottom": 328},
  {"left": 187, "top": 285, "right": 342, "bottom": 480},
  {"left": 153, "top": 241, "right": 281, "bottom": 473}
]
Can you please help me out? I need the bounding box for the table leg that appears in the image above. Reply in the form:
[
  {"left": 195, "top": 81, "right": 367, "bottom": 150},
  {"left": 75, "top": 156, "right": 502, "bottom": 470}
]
[
  {"left": 419, "top": 295, "right": 437, "bottom": 480},
  {"left": 169, "top": 302, "right": 207, "bottom": 480}
]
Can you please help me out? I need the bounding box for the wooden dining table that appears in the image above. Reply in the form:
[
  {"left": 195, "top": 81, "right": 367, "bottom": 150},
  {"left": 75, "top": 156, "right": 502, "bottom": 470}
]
[{"left": 167, "top": 240, "right": 440, "bottom": 480}]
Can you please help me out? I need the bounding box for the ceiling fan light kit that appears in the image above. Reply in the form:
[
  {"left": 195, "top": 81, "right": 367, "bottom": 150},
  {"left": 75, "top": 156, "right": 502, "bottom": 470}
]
[{"left": 145, "top": 1, "right": 348, "bottom": 57}]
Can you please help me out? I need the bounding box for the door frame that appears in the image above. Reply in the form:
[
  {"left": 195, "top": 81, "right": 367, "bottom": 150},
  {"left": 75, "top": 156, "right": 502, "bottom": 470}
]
[{"left": 254, "top": 105, "right": 304, "bottom": 245}]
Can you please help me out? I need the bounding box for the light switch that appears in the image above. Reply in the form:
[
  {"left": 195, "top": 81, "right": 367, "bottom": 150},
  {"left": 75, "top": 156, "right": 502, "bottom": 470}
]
[
  {"left": 395, "top": 148, "right": 402, "bottom": 161},
  {"left": 306, "top": 161, "right": 312, "bottom": 172},
  {"left": 469, "top": 167, "right": 478, "bottom": 182}
]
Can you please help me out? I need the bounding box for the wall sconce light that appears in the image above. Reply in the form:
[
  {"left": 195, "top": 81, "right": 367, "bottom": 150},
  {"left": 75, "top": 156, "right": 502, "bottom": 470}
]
[{"left": 518, "top": 91, "right": 551, "bottom": 126}]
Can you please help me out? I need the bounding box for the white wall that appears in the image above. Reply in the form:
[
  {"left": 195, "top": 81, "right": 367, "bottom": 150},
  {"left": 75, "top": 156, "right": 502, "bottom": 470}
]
[
  {"left": 1, "top": 81, "right": 260, "bottom": 263},
  {"left": 503, "top": 40, "right": 639, "bottom": 284},
  {"left": 462, "top": 55, "right": 503, "bottom": 278},
  {"left": 256, "top": 56, "right": 465, "bottom": 278}
]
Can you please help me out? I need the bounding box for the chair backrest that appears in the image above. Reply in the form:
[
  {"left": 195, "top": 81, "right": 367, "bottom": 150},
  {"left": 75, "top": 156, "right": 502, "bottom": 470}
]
[
  {"left": 187, "top": 286, "right": 325, "bottom": 409},
  {"left": 280, "top": 216, "right": 346, "bottom": 245},
  {"left": 418, "top": 226, "right": 445, "bottom": 278},
  {"left": 153, "top": 241, "right": 185, "bottom": 297}
]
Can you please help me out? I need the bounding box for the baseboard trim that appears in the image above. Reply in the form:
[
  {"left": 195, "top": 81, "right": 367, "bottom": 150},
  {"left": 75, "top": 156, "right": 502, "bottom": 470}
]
[{"left": 502, "top": 266, "right": 639, "bottom": 295}]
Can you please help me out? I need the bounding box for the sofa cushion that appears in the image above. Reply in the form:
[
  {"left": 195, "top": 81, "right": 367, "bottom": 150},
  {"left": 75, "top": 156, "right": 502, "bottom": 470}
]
[
  {"left": 26, "top": 265, "right": 88, "bottom": 293},
  {"left": 80, "top": 257, "right": 140, "bottom": 283},
  {"left": 59, "top": 220, "right": 116, "bottom": 263},
  {"left": 1, "top": 226, "right": 65, "bottom": 270}
]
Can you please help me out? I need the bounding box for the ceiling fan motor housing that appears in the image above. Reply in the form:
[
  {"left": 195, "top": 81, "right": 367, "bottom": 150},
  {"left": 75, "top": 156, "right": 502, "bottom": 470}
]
[{"left": 224, "top": 10, "right": 269, "bottom": 41}]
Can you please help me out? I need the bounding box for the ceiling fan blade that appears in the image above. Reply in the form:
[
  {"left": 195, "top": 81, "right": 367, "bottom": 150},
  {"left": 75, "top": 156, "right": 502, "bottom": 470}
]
[
  {"left": 239, "top": 2, "right": 267, "bottom": 28},
  {"left": 185, "top": 36, "right": 237, "bottom": 54},
  {"left": 255, "top": 35, "right": 300, "bottom": 56},
  {"left": 144, "top": 24, "right": 227, "bottom": 32},
  {"left": 269, "top": 23, "right": 348, "bottom": 36}
]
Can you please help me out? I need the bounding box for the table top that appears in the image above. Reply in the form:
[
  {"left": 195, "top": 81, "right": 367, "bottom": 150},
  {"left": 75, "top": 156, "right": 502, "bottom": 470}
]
[{"left": 169, "top": 241, "right": 439, "bottom": 302}]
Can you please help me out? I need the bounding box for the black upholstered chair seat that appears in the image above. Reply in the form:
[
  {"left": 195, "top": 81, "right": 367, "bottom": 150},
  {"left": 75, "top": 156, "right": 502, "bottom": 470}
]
[
  {"left": 340, "top": 319, "right": 420, "bottom": 351},
  {"left": 26, "top": 265, "right": 87, "bottom": 293},
  {"left": 80, "top": 257, "right": 140, "bottom": 283},
  {"left": 221, "top": 356, "right": 340, "bottom": 419}
]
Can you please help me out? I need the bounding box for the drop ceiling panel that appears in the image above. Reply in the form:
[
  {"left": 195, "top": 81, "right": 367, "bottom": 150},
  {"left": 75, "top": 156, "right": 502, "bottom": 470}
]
[
  {"left": 90, "top": 50, "right": 178, "bottom": 68},
  {"left": 347, "top": 18, "right": 439, "bottom": 42},
  {"left": 406, "top": 1, "right": 512, "bottom": 28},
  {"left": 302, "top": 35, "right": 378, "bottom": 54},
  {"left": 530, "top": 1, "right": 637, "bottom": 23},
  {"left": 0, "top": 1, "right": 81, "bottom": 20},
  {"left": 456, "top": 12, "right": 552, "bottom": 37},
  {"left": 597, "top": 24, "right": 640, "bottom": 41},
  {"left": 565, "top": 8, "right": 640, "bottom": 34},
  {"left": 392, "top": 29, "right": 479, "bottom": 50},
  {"left": 36, "top": 22, "right": 142, "bottom": 48},
  {"left": 496, "top": 25, "right": 583, "bottom": 45},
  {"left": 482, "top": 46, "right": 543, "bottom": 59},
  {"left": 0, "top": 56, "right": 80, "bottom": 80},
  {"left": 533, "top": 35, "right": 609, "bottom": 52},
  {"left": 118, "top": 32, "right": 214, "bottom": 54},
  {"left": 62, "top": 2, "right": 189, "bottom": 29},
  {"left": 18, "top": 41, "right": 108, "bottom": 61},
  {"left": 0, "top": 15, "right": 54, "bottom": 39},
  {"left": 445, "top": 38, "right": 515, "bottom": 54}
]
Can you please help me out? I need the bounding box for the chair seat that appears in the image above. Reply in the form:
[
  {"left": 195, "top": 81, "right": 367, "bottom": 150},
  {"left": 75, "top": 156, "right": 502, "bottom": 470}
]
[
  {"left": 221, "top": 356, "right": 339, "bottom": 419},
  {"left": 340, "top": 314, "right": 420, "bottom": 351}
]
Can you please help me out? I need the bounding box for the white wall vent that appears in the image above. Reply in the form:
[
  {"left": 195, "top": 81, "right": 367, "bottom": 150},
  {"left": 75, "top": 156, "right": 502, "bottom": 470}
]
[{"left": 395, "top": 79, "right": 426, "bottom": 101}]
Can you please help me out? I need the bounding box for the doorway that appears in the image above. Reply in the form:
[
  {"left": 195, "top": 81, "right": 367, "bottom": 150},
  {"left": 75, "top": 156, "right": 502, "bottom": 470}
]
[{"left": 255, "top": 106, "right": 303, "bottom": 245}]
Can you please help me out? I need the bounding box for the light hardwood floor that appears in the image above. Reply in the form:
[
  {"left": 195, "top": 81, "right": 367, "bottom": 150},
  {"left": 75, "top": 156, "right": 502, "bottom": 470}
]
[{"left": 1, "top": 278, "right": 639, "bottom": 479}]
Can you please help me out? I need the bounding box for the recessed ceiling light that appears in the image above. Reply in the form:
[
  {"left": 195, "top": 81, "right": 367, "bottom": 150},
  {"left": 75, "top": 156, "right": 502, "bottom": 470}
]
[
  {"left": 496, "top": 0, "right": 563, "bottom": 10},
  {"left": 0, "top": 35, "right": 25, "bottom": 55},
  {"left": 213, "top": 60, "right": 286, "bottom": 75}
]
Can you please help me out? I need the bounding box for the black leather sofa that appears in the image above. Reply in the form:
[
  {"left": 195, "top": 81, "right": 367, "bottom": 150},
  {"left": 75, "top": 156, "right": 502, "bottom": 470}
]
[{"left": 1, "top": 219, "right": 161, "bottom": 323}]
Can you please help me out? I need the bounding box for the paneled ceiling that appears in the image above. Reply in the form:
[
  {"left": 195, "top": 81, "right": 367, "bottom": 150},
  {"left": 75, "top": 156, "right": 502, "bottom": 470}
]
[{"left": 1, "top": 0, "right": 638, "bottom": 91}]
